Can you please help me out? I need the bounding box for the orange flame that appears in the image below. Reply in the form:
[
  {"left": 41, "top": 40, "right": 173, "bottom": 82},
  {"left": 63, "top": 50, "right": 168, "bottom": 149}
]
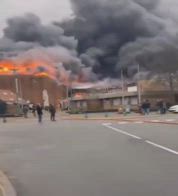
[
  {"left": 0, "top": 59, "right": 57, "bottom": 80},
  {"left": 0, "top": 59, "right": 88, "bottom": 86},
  {"left": 73, "top": 92, "right": 87, "bottom": 99}
]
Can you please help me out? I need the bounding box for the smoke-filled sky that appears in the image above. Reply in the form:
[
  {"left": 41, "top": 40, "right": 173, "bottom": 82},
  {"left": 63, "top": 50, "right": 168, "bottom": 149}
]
[
  {"left": 0, "top": 0, "right": 72, "bottom": 34},
  {"left": 0, "top": 0, "right": 178, "bottom": 82}
]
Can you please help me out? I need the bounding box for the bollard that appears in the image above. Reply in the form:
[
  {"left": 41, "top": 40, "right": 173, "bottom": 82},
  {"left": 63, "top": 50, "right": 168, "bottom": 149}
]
[{"left": 105, "top": 113, "right": 108, "bottom": 118}]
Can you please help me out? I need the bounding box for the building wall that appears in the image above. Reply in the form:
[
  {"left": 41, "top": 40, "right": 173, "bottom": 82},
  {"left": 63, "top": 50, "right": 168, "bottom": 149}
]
[
  {"left": 70, "top": 91, "right": 178, "bottom": 113},
  {"left": 0, "top": 75, "right": 66, "bottom": 106},
  {"left": 71, "top": 95, "right": 138, "bottom": 113}
]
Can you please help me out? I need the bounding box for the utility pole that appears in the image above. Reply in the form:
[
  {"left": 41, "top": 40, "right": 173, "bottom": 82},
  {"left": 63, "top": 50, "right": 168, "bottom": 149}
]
[
  {"left": 121, "top": 68, "right": 125, "bottom": 106},
  {"left": 169, "top": 73, "right": 174, "bottom": 93},
  {"left": 66, "top": 81, "right": 73, "bottom": 112},
  {"left": 12, "top": 69, "right": 19, "bottom": 102},
  {"left": 66, "top": 84, "right": 70, "bottom": 112},
  {"left": 137, "top": 64, "right": 141, "bottom": 105},
  {"left": 15, "top": 77, "right": 19, "bottom": 103},
  {"left": 168, "top": 72, "right": 175, "bottom": 103},
  {"left": 13, "top": 69, "right": 20, "bottom": 114}
]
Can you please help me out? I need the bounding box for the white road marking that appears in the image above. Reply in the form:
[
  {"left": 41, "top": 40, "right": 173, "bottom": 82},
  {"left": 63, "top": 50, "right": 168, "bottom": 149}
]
[
  {"left": 146, "top": 140, "right": 178, "bottom": 155},
  {"left": 118, "top": 121, "right": 128, "bottom": 125},
  {"left": 102, "top": 123, "right": 112, "bottom": 126},
  {"left": 103, "top": 123, "right": 178, "bottom": 155},
  {"left": 134, "top": 121, "right": 144, "bottom": 124},
  {"left": 103, "top": 124, "right": 142, "bottom": 140},
  {"left": 150, "top": 120, "right": 160, "bottom": 122},
  {"left": 165, "top": 119, "right": 176, "bottom": 122}
]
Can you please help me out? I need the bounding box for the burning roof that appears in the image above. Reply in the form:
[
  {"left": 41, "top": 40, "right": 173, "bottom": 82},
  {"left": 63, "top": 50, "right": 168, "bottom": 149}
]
[{"left": 0, "top": 59, "right": 59, "bottom": 80}]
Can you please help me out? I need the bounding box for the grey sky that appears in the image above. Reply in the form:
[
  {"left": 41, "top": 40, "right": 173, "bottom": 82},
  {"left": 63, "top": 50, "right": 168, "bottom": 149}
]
[{"left": 0, "top": 0, "right": 73, "bottom": 35}]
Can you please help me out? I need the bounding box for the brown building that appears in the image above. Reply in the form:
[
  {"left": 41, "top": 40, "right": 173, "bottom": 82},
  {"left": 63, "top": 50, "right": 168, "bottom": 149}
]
[{"left": 0, "top": 75, "right": 66, "bottom": 107}]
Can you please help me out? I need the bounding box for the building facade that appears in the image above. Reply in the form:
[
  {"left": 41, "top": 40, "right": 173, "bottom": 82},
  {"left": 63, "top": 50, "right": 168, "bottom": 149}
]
[
  {"left": 67, "top": 81, "right": 178, "bottom": 113},
  {"left": 0, "top": 75, "right": 66, "bottom": 107}
]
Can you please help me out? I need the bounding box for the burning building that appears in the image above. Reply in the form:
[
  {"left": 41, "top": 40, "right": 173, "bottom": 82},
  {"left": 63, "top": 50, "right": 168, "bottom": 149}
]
[{"left": 0, "top": 60, "right": 67, "bottom": 107}]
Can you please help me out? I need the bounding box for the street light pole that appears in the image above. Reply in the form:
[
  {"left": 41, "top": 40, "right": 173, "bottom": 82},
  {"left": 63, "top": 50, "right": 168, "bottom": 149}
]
[{"left": 15, "top": 77, "right": 19, "bottom": 104}]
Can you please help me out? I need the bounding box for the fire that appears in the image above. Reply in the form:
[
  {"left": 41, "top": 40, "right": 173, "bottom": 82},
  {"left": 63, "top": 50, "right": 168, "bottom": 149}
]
[
  {"left": 0, "top": 59, "right": 89, "bottom": 86},
  {"left": 74, "top": 92, "right": 87, "bottom": 99},
  {"left": 0, "top": 59, "right": 57, "bottom": 80},
  {"left": 35, "top": 72, "right": 50, "bottom": 77}
]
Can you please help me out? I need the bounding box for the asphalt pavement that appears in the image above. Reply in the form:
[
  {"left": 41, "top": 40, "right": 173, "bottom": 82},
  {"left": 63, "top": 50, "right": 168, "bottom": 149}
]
[{"left": 0, "top": 117, "right": 178, "bottom": 196}]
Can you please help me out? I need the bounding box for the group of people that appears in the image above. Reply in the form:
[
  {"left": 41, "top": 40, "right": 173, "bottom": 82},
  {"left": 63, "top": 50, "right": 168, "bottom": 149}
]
[
  {"left": 36, "top": 104, "right": 57, "bottom": 123},
  {"left": 141, "top": 99, "right": 169, "bottom": 115},
  {"left": 23, "top": 104, "right": 56, "bottom": 123},
  {"left": 156, "top": 100, "right": 170, "bottom": 114}
]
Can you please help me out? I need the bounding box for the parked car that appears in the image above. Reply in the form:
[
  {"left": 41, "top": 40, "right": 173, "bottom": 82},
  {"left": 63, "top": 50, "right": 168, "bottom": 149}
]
[{"left": 169, "top": 105, "right": 178, "bottom": 113}]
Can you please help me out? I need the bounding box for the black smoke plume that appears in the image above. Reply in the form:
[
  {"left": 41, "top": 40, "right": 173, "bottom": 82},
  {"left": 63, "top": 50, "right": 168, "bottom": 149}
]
[
  {"left": 1, "top": 0, "right": 178, "bottom": 83},
  {"left": 61, "top": 0, "right": 178, "bottom": 77},
  {"left": 0, "top": 13, "right": 88, "bottom": 83}
]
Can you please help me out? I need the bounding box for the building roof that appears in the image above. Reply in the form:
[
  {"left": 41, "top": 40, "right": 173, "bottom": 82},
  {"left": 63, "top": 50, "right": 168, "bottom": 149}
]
[{"left": 71, "top": 91, "right": 138, "bottom": 101}]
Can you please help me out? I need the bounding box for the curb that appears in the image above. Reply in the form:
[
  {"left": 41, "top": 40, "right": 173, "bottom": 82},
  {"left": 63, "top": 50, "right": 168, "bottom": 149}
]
[
  {"left": 61, "top": 117, "right": 178, "bottom": 125},
  {"left": 0, "top": 171, "right": 16, "bottom": 196}
]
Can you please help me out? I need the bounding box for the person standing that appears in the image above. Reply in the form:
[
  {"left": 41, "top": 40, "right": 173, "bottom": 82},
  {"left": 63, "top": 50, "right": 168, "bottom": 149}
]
[
  {"left": 162, "top": 101, "right": 167, "bottom": 114},
  {"left": 36, "top": 104, "right": 43, "bottom": 123},
  {"left": 49, "top": 104, "right": 56, "bottom": 121},
  {"left": 32, "top": 104, "right": 36, "bottom": 117},
  {"left": 145, "top": 100, "right": 151, "bottom": 115},
  {"left": 156, "top": 99, "right": 161, "bottom": 114},
  {"left": 0, "top": 99, "right": 7, "bottom": 123},
  {"left": 141, "top": 100, "right": 147, "bottom": 115},
  {"left": 159, "top": 100, "right": 164, "bottom": 114},
  {"left": 141, "top": 100, "right": 150, "bottom": 115}
]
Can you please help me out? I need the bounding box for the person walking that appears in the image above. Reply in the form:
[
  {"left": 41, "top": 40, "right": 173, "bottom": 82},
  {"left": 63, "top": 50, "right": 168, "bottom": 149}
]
[
  {"left": 49, "top": 104, "right": 56, "bottom": 121},
  {"left": 36, "top": 104, "right": 43, "bottom": 123},
  {"left": 23, "top": 105, "right": 29, "bottom": 118},
  {"left": 0, "top": 99, "right": 7, "bottom": 123}
]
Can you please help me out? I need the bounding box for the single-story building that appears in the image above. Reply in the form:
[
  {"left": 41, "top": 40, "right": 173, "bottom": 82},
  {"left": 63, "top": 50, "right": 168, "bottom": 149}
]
[{"left": 66, "top": 80, "right": 178, "bottom": 113}]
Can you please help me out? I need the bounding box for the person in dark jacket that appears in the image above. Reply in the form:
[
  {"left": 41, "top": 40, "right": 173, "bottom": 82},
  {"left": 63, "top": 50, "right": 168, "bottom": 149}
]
[
  {"left": 141, "top": 100, "right": 147, "bottom": 115},
  {"left": 49, "top": 104, "right": 56, "bottom": 121},
  {"left": 36, "top": 104, "right": 43, "bottom": 123},
  {"left": 145, "top": 100, "right": 151, "bottom": 115},
  {"left": 23, "top": 105, "right": 29, "bottom": 118},
  {"left": 158, "top": 100, "right": 164, "bottom": 114},
  {"left": 0, "top": 99, "right": 7, "bottom": 123},
  {"left": 141, "top": 100, "right": 150, "bottom": 115}
]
